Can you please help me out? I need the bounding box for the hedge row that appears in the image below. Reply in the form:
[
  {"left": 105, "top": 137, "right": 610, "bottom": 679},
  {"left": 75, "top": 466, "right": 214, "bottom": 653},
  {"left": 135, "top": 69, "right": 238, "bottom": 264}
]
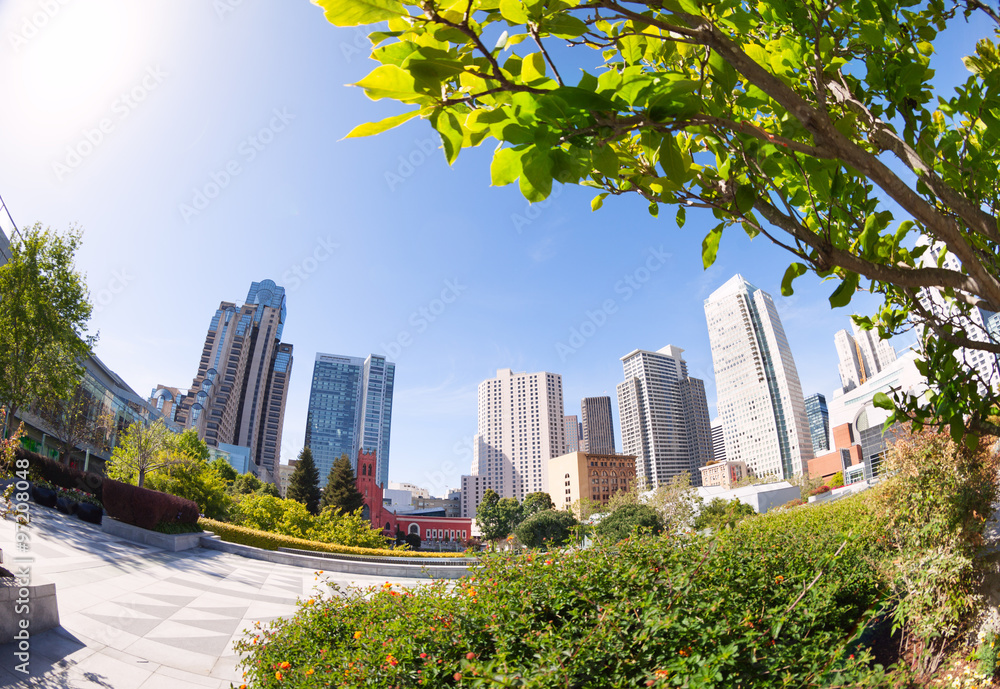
[
  {"left": 16, "top": 447, "right": 103, "bottom": 500},
  {"left": 104, "top": 479, "right": 200, "bottom": 530},
  {"left": 199, "top": 518, "right": 470, "bottom": 559}
]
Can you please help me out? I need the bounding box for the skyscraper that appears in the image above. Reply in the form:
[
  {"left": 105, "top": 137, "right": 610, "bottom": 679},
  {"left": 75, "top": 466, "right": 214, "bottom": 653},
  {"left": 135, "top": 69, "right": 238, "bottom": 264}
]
[
  {"left": 469, "top": 368, "right": 565, "bottom": 504},
  {"left": 155, "top": 279, "right": 293, "bottom": 483},
  {"left": 616, "top": 346, "right": 713, "bottom": 488},
  {"left": 710, "top": 417, "right": 726, "bottom": 463},
  {"left": 804, "top": 393, "right": 830, "bottom": 455},
  {"left": 834, "top": 321, "right": 896, "bottom": 392},
  {"left": 580, "top": 396, "right": 616, "bottom": 454},
  {"left": 563, "top": 415, "right": 580, "bottom": 453},
  {"left": 304, "top": 353, "right": 395, "bottom": 489},
  {"left": 704, "top": 275, "right": 812, "bottom": 480}
]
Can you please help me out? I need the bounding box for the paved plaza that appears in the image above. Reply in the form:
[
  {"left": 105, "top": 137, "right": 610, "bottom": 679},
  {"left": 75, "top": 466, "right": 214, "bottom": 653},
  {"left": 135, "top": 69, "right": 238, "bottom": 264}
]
[{"left": 0, "top": 509, "right": 428, "bottom": 688}]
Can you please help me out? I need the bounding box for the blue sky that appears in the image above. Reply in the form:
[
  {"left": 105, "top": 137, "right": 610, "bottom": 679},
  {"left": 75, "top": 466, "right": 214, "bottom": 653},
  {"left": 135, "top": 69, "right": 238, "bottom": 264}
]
[{"left": 0, "top": 1, "right": 986, "bottom": 496}]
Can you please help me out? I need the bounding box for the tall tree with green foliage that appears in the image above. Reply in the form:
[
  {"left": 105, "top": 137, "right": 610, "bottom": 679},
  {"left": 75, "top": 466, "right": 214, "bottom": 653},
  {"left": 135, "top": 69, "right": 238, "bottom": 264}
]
[
  {"left": 320, "top": 453, "right": 365, "bottom": 514},
  {"left": 0, "top": 223, "right": 94, "bottom": 432},
  {"left": 320, "top": 0, "right": 1000, "bottom": 443},
  {"left": 476, "top": 489, "right": 523, "bottom": 543},
  {"left": 287, "top": 447, "right": 322, "bottom": 515},
  {"left": 32, "top": 381, "right": 113, "bottom": 463},
  {"left": 106, "top": 419, "right": 173, "bottom": 488},
  {"left": 521, "top": 491, "right": 555, "bottom": 519}
]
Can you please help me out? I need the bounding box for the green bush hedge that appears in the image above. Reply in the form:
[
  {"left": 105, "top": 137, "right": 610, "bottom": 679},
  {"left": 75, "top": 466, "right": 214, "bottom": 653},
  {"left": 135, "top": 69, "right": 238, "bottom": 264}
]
[
  {"left": 236, "top": 493, "right": 894, "bottom": 688},
  {"left": 199, "top": 518, "right": 470, "bottom": 559}
]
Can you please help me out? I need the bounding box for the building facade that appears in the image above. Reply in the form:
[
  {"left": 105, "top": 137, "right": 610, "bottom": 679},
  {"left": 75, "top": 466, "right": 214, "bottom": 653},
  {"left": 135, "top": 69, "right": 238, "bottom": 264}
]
[
  {"left": 616, "top": 345, "right": 713, "bottom": 488},
  {"left": 698, "top": 459, "right": 748, "bottom": 489},
  {"left": 704, "top": 275, "right": 813, "bottom": 480},
  {"left": 580, "top": 396, "right": 616, "bottom": 454},
  {"left": 563, "top": 415, "right": 580, "bottom": 453},
  {"left": 547, "top": 451, "right": 637, "bottom": 511},
  {"left": 467, "top": 368, "right": 565, "bottom": 514},
  {"left": 304, "top": 352, "right": 395, "bottom": 489},
  {"left": 804, "top": 393, "right": 830, "bottom": 455},
  {"left": 834, "top": 320, "right": 897, "bottom": 392},
  {"left": 710, "top": 418, "right": 726, "bottom": 463},
  {"left": 152, "top": 279, "right": 293, "bottom": 483}
]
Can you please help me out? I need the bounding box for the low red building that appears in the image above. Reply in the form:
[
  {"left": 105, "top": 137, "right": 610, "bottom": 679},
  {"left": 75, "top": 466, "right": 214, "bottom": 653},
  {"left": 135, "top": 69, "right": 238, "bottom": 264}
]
[
  {"left": 807, "top": 423, "right": 864, "bottom": 480},
  {"left": 355, "top": 449, "right": 472, "bottom": 545}
]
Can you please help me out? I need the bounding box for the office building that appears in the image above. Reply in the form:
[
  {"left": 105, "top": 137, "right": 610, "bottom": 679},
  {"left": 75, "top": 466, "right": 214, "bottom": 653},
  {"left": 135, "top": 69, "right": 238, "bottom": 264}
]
[
  {"left": 804, "top": 393, "right": 830, "bottom": 454},
  {"left": 152, "top": 279, "right": 293, "bottom": 483},
  {"left": 616, "top": 345, "right": 713, "bottom": 488},
  {"left": 580, "top": 396, "right": 616, "bottom": 454},
  {"left": 548, "top": 451, "right": 636, "bottom": 511},
  {"left": 563, "top": 415, "right": 580, "bottom": 453},
  {"left": 698, "top": 459, "right": 747, "bottom": 489},
  {"left": 304, "top": 352, "right": 395, "bottom": 489},
  {"left": 834, "top": 321, "right": 897, "bottom": 393},
  {"left": 467, "top": 368, "right": 565, "bottom": 512},
  {"left": 710, "top": 418, "right": 726, "bottom": 463},
  {"left": 704, "top": 275, "right": 812, "bottom": 479}
]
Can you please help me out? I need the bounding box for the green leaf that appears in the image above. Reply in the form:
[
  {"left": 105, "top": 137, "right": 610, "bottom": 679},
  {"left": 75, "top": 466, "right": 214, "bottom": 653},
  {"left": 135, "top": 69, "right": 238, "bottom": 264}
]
[
  {"left": 780, "top": 263, "right": 808, "bottom": 296},
  {"left": 676, "top": 205, "right": 686, "bottom": 228},
  {"left": 734, "top": 186, "right": 756, "bottom": 214},
  {"left": 592, "top": 193, "right": 608, "bottom": 211},
  {"left": 498, "top": 0, "right": 529, "bottom": 24},
  {"left": 828, "top": 271, "right": 860, "bottom": 308},
  {"left": 315, "top": 0, "right": 404, "bottom": 26},
  {"left": 344, "top": 109, "right": 421, "bottom": 138},
  {"left": 592, "top": 145, "right": 619, "bottom": 177},
  {"left": 353, "top": 65, "right": 419, "bottom": 102},
  {"left": 872, "top": 392, "right": 893, "bottom": 410},
  {"left": 702, "top": 224, "right": 724, "bottom": 269},
  {"left": 648, "top": 201, "right": 658, "bottom": 217},
  {"left": 543, "top": 14, "right": 588, "bottom": 39},
  {"left": 521, "top": 52, "right": 546, "bottom": 83},
  {"left": 431, "top": 108, "right": 464, "bottom": 164},
  {"left": 519, "top": 146, "right": 553, "bottom": 202},
  {"left": 660, "top": 136, "right": 685, "bottom": 181},
  {"left": 491, "top": 147, "right": 523, "bottom": 186}
]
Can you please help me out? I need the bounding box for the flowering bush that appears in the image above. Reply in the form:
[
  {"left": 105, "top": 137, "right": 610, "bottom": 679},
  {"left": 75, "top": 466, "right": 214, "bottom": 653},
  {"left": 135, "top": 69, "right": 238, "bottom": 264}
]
[
  {"left": 809, "top": 485, "right": 832, "bottom": 496},
  {"left": 236, "top": 494, "right": 892, "bottom": 687}
]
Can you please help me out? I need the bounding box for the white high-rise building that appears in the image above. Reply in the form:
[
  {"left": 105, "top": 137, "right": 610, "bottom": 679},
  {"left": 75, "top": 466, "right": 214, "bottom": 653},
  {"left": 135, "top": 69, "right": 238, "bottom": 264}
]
[
  {"left": 705, "top": 275, "right": 813, "bottom": 479},
  {"left": 914, "top": 237, "right": 1000, "bottom": 392},
  {"left": 467, "top": 369, "right": 565, "bottom": 509},
  {"left": 616, "top": 345, "right": 713, "bottom": 488},
  {"left": 834, "top": 321, "right": 897, "bottom": 392}
]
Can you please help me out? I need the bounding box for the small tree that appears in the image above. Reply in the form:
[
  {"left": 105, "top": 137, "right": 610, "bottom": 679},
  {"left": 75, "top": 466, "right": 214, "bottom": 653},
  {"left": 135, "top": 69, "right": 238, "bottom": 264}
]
[
  {"left": 646, "top": 473, "right": 702, "bottom": 531},
  {"left": 0, "top": 224, "right": 94, "bottom": 434},
  {"left": 320, "top": 453, "right": 364, "bottom": 514},
  {"left": 595, "top": 504, "right": 664, "bottom": 543},
  {"left": 286, "top": 447, "right": 321, "bottom": 515},
  {"left": 32, "top": 381, "right": 113, "bottom": 464},
  {"left": 210, "top": 457, "right": 238, "bottom": 484},
  {"left": 232, "top": 472, "right": 264, "bottom": 495},
  {"left": 145, "top": 456, "right": 232, "bottom": 520},
  {"left": 520, "top": 491, "right": 555, "bottom": 520},
  {"left": 476, "top": 490, "right": 523, "bottom": 543},
  {"left": 106, "top": 419, "right": 173, "bottom": 488},
  {"left": 515, "top": 509, "right": 579, "bottom": 549}
]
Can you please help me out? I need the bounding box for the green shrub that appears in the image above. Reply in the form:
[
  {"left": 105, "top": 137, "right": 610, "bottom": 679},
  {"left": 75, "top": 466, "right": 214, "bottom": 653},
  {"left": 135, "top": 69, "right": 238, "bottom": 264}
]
[
  {"left": 513, "top": 509, "right": 577, "bottom": 549},
  {"left": 829, "top": 471, "right": 845, "bottom": 488},
  {"left": 236, "top": 494, "right": 890, "bottom": 688},
  {"left": 595, "top": 503, "right": 663, "bottom": 542},
  {"left": 693, "top": 497, "right": 756, "bottom": 531},
  {"left": 199, "top": 518, "right": 468, "bottom": 559}
]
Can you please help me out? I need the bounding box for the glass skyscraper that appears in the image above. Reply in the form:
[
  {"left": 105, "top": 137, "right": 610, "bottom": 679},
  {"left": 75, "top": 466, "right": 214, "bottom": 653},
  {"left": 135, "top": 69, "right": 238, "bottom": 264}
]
[
  {"left": 305, "top": 353, "right": 395, "bottom": 488},
  {"left": 804, "top": 393, "right": 830, "bottom": 455}
]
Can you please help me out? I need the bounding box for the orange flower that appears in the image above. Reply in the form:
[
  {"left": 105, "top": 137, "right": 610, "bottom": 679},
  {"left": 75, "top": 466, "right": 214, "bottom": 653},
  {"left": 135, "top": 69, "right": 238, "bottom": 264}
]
[
  {"left": 775, "top": 575, "right": 784, "bottom": 583},
  {"left": 275, "top": 671, "right": 284, "bottom": 681},
  {"left": 306, "top": 598, "right": 315, "bottom": 605},
  {"left": 306, "top": 668, "right": 314, "bottom": 675},
  {"left": 279, "top": 661, "right": 290, "bottom": 670},
  {"left": 465, "top": 652, "right": 476, "bottom": 660},
  {"left": 354, "top": 631, "right": 363, "bottom": 639},
  {"left": 387, "top": 654, "right": 398, "bottom": 666},
  {"left": 454, "top": 672, "right": 462, "bottom": 681}
]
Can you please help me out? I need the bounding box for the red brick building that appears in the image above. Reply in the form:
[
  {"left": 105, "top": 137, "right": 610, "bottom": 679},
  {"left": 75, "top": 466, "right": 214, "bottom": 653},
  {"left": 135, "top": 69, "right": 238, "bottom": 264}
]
[{"left": 355, "top": 449, "right": 472, "bottom": 544}]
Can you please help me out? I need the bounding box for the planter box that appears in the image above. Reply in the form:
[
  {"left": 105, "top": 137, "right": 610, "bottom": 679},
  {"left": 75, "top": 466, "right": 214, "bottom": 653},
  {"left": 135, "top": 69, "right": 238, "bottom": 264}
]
[
  {"left": 30, "top": 485, "right": 57, "bottom": 509},
  {"left": 76, "top": 503, "right": 103, "bottom": 525},
  {"left": 55, "top": 497, "right": 78, "bottom": 515},
  {"left": 101, "top": 517, "right": 203, "bottom": 552},
  {"left": 0, "top": 576, "right": 59, "bottom": 644}
]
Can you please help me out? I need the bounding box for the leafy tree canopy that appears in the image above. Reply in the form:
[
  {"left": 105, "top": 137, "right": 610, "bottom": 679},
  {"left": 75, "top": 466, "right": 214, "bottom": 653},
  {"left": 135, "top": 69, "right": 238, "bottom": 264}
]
[
  {"left": 0, "top": 223, "right": 93, "bottom": 426},
  {"left": 521, "top": 490, "right": 555, "bottom": 518},
  {"left": 595, "top": 503, "right": 664, "bottom": 542},
  {"left": 320, "top": 0, "right": 1000, "bottom": 441},
  {"left": 476, "top": 489, "right": 524, "bottom": 541},
  {"left": 210, "top": 457, "right": 239, "bottom": 484},
  {"left": 514, "top": 508, "right": 579, "bottom": 548},
  {"left": 693, "top": 497, "right": 756, "bottom": 531}
]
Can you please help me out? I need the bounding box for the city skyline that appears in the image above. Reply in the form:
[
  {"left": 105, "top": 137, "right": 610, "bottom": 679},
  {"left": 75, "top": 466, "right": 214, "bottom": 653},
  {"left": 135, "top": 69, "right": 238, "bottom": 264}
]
[{"left": 2, "top": 1, "right": 959, "bottom": 491}]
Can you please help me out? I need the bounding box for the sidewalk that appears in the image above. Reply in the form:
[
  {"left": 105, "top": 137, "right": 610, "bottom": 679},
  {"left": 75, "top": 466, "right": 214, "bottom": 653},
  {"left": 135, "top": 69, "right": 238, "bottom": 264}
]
[{"left": 0, "top": 508, "right": 427, "bottom": 688}]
